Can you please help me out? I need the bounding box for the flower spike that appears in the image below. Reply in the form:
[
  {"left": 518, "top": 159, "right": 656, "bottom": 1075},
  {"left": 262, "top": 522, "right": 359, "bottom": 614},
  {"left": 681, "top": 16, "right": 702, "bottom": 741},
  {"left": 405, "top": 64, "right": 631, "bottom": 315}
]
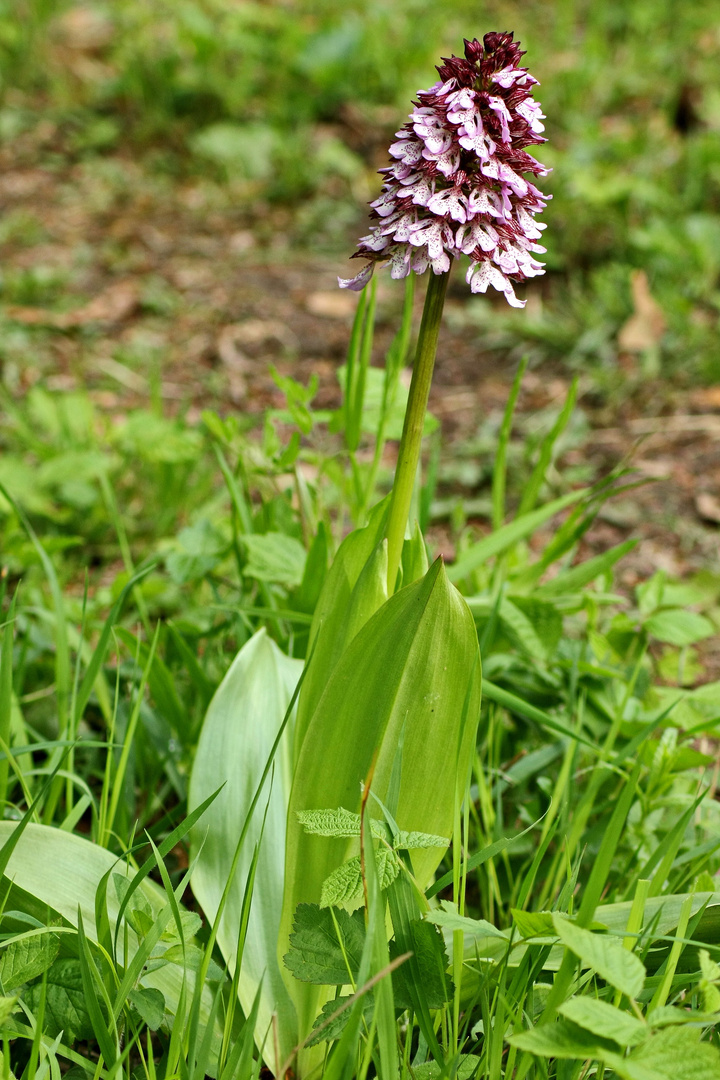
[{"left": 339, "top": 32, "right": 550, "bottom": 308}]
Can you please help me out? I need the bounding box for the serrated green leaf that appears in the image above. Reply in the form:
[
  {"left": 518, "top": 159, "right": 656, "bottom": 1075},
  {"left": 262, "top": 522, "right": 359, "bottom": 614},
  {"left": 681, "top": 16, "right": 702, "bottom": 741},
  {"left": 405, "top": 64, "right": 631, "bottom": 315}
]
[
  {"left": 553, "top": 914, "right": 646, "bottom": 998},
  {"left": 508, "top": 1018, "right": 619, "bottom": 1059},
  {"left": 320, "top": 848, "right": 399, "bottom": 911},
  {"left": 283, "top": 903, "right": 365, "bottom": 985},
  {"left": 626, "top": 1025, "right": 720, "bottom": 1080},
  {"left": 0, "top": 931, "right": 59, "bottom": 991},
  {"left": 25, "top": 959, "right": 92, "bottom": 1042},
  {"left": 0, "top": 996, "right": 17, "bottom": 1028},
  {"left": 395, "top": 830, "right": 449, "bottom": 850},
  {"left": 128, "top": 987, "right": 165, "bottom": 1031},
  {"left": 305, "top": 994, "right": 373, "bottom": 1047},
  {"left": 297, "top": 808, "right": 363, "bottom": 838},
  {"left": 558, "top": 997, "right": 647, "bottom": 1047}
]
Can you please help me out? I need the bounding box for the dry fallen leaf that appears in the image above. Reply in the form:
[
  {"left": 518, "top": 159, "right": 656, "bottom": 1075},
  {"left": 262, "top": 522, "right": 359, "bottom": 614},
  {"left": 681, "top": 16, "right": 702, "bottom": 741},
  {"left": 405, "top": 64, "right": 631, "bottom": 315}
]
[
  {"left": 5, "top": 280, "right": 139, "bottom": 329},
  {"left": 689, "top": 386, "right": 720, "bottom": 410},
  {"left": 696, "top": 492, "right": 720, "bottom": 524},
  {"left": 618, "top": 270, "right": 667, "bottom": 352}
]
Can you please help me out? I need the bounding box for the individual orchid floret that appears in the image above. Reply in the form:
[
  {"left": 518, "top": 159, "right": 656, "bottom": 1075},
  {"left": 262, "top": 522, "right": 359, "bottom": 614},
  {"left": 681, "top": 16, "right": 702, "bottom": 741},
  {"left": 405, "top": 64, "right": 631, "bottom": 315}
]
[{"left": 338, "top": 32, "right": 550, "bottom": 308}]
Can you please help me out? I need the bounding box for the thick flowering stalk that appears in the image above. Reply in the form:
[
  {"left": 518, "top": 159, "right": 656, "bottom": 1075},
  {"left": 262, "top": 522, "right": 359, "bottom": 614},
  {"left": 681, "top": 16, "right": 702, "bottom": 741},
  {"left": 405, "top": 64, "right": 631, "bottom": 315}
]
[
  {"left": 340, "top": 33, "right": 550, "bottom": 590},
  {"left": 339, "top": 32, "right": 549, "bottom": 308}
]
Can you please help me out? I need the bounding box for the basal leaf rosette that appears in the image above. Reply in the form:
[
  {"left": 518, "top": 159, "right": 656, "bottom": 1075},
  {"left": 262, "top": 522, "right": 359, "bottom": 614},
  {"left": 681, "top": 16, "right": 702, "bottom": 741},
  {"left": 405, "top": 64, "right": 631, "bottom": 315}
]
[{"left": 339, "top": 32, "right": 550, "bottom": 308}]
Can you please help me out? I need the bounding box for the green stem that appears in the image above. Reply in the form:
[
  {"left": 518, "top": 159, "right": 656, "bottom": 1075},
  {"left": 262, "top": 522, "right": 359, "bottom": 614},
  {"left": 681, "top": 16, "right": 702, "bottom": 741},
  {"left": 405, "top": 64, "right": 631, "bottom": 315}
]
[{"left": 385, "top": 270, "right": 449, "bottom": 592}]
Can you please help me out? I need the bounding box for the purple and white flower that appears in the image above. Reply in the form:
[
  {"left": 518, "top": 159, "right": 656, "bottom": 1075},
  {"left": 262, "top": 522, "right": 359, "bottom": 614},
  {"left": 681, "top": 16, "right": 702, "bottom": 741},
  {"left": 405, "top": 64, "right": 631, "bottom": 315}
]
[{"left": 338, "top": 32, "right": 550, "bottom": 308}]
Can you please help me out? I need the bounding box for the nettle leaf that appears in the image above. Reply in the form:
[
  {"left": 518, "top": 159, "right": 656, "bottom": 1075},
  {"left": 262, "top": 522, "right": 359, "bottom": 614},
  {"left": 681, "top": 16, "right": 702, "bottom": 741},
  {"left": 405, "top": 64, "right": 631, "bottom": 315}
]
[
  {"left": 395, "top": 830, "right": 449, "bottom": 850},
  {"left": 297, "top": 808, "right": 364, "bottom": 839},
  {"left": 306, "top": 995, "right": 374, "bottom": 1047},
  {"left": 558, "top": 997, "right": 647, "bottom": 1048},
  {"left": 25, "top": 959, "right": 93, "bottom": 1042},
  {"left": 128, "top": 987, "right": 166, "bottom": 1031},
  {"left": 283, "top": 904, "right": 365, "bottom": 985},
  {"left": 297, "top": 809, "right": 448, "bottom": 852},
  {"left": 392, "top": 920, "right": 453, "bottom": 1010},
  {"left": 508, "top": 1018, "right": 620, "bottom": 1060},
  {"left": 0, "top": 931, "right": 60, "bottom": 991},
  {"left": 320, "top": 848, "right": 399, "bottom": 911},
  {"left": 626, "top": 1024, "right": 720, "bottom": 1079},
  {"left": 553, "top": 914, "right": 646, "bottom": 999}
]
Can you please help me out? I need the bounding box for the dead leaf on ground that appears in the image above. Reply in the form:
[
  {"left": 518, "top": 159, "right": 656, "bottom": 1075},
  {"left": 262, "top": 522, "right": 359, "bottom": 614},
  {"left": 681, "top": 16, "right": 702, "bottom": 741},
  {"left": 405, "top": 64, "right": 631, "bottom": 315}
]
[
  {"left": 305, "top": 291, "right": 357, "bottom": 319},
  {"left": 5, "top": 279, "right": 139, "bottom": 328},
  {"left": 696, "top": 492, "right": 720, "bottom": 524},
  {"left": 689, "top": 385, "right": 720, "bottom": 411},
  {"left": 618, "top": 270, "right": 667, "bottom": 352}
]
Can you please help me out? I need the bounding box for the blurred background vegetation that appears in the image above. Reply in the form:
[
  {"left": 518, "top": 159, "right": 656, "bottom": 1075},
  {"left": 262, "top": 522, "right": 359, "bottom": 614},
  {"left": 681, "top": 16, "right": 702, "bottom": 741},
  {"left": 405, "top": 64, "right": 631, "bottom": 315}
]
[{"left": 2, "top": 0, "right": 720, "bottom": 382}]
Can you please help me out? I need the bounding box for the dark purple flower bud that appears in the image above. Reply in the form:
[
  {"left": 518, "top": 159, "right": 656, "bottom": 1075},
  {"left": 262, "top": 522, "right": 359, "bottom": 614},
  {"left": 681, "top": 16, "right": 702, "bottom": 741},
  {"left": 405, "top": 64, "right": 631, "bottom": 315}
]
[{"left": 338, "top": 33, "right": 550, "bottom": 308}]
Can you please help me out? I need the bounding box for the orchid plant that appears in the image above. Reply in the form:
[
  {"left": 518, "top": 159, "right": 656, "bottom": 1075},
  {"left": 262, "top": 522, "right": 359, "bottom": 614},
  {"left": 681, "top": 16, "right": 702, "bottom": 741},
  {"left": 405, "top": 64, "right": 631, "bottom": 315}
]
[{"left": 186, "top": 32, "right": 551, "bottom": 1076}]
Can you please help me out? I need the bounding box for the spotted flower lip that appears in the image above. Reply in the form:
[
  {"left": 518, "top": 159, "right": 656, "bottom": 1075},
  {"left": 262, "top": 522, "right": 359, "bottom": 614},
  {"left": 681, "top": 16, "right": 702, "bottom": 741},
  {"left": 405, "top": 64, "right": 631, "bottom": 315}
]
[{"left": 338, "top": 32, "right": 550, "bottom": 309}]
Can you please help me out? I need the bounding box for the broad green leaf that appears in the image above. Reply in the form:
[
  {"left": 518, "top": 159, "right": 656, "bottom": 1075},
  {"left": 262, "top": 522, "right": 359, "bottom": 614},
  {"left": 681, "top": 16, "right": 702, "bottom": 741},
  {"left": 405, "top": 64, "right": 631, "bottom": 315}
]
[
  {"left": 294, "top": 498, "right": 390, "bottom": 758},
  {"left": 320, "top": 848, "right": 399, "bottom": 911},
  {"left": 508, "top": 1017, "right": 620, "bottom": 1059},
  {"left": 280, "top": 559, "right": 481, "bottom": 1042},
  {"left": 128, "top": 987, "right": 165, "bottom": 1031},
  {"left": 0, "top": 931, "right": 59, "bottom": 991},
  {"left": 24, "top": 959, "right": 92, "bottom": 1042},
  {"left": 645, "top": 610, "right": 715, "bottom": 646},
  {"left": 283, "top": 903, "right": 365, "bottom": 985},
  {"left": 625, "top": 1024, "right": 720, "bottom": 1080},
  {"left": 401, "top": 519, "right": 429, "bottom": 587},
  {"left": 241, "top": 532, "right": 307, "bottom": 588},
  {"left": 0, "top": 822, "right": 219, "bottom": 1050},
  {"left": 553, "top": 914, "right": 646, "bottom": 998},
  {"left": 511, "top": 910, "right": 556, "bottom": 938},
  {"left": 558, "top": 997, "right": 647, "bottom": 1047},
  {"left": 391, "top": 919, "right": 453, "bottom": 1010},
  {"left": 426, "top": 904, "right": 512, "bottom": 964},
  {"left": 189, "top": 629, "right": 303, "bottom": 1069}
]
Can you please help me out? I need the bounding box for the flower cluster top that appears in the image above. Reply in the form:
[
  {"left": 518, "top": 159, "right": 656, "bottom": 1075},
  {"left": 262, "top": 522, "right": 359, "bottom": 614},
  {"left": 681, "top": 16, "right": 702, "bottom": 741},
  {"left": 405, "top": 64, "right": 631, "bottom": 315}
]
[{"left": 339, "top": 33, "right": 550, "bottom": 308}]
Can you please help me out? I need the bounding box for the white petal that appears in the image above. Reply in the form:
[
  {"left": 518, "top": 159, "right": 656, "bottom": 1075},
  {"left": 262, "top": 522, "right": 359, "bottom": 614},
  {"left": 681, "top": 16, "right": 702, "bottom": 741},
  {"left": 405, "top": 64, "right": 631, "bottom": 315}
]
[{"left": 338, "top": 263, "right": 375, "bottom": 291}]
